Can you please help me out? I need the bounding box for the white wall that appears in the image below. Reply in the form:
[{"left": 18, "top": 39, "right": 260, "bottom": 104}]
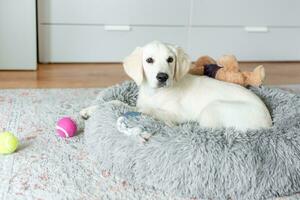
[{"left": 0, "top": 0, "right": 37, "bottom": 70}]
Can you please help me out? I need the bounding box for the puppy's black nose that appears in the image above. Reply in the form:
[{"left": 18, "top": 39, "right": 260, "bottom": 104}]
[{"left": 156, "top": 73, "right": 169, "bottom": 83}]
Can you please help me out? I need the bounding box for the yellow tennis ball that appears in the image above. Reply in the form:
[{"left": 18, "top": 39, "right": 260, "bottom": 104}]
[{"left": 0, "top": 132, "right": 19, "bottom": 154}]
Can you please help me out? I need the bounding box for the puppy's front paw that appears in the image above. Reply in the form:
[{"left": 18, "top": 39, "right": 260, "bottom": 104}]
[
  {"left": 80, "top": 109, "right": 90, "bottom": 120},
  {"left": 80, "top": 106, "right": 98, "bottom": 120},
  {"left": 116, "top": 114, "right": 153, "bottom": 143}
]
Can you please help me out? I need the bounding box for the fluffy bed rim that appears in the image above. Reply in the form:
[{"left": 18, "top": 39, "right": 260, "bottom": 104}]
[{"left": 85, "top": 81, "right": 300, "bottom": 200}]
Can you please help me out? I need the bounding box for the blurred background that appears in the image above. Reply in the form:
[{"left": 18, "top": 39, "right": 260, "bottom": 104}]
[{"left": 0, "top": 0, "right": 299, "bottom": 88}]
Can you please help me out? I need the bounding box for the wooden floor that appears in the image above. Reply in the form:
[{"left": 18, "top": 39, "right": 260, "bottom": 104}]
[{"left": 0, "top": 62, "right": 299, "bottom": 88}]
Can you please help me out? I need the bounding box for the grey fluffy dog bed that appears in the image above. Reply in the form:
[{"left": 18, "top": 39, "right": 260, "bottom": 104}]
[{"left": 84, "top": 81, "right": 300, "bottom": 200}]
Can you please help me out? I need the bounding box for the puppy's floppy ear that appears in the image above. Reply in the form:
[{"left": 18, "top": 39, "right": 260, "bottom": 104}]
[
  {"left": 123, "top": 47, "right": 143, "bottom": 85},
  {"left": 174, "top": 47, "right": 191, "bottom": 81}
]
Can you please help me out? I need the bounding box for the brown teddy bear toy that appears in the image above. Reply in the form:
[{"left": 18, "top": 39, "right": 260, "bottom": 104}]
[{"left": 189, "top": 55, "right": 265, "bottom": 87}]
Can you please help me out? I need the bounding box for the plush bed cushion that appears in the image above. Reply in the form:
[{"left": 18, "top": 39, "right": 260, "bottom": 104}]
[{"left": 85, "top": 81, "right": 300, "bottom": 200}]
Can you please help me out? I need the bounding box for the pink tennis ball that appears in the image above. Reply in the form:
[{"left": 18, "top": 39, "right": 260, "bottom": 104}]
[{"left": 56, "top": 117, "right": 77, "bottom": 138}]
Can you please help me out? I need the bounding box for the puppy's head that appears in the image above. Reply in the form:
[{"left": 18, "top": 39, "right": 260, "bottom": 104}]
[{"left": 123, "top": 41, "right": 191, "bottom": 88}]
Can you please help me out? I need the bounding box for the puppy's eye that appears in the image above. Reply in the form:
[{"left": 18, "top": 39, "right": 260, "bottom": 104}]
[
  {"left": 167, "top": 57, "right": 173, "bottom": 63},
  {"left": 146, "top": 57, "right": 154, "bottom": 64}
]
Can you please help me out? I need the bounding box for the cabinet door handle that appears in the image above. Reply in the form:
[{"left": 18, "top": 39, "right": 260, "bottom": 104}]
[
  {"left": 244, "top": 26, "right": 269, "bottom": 33},
  {"left": 104, "top": 25, "right": 131, "bottom": 31}
]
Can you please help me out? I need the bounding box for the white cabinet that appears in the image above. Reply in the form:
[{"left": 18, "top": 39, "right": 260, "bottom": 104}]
[
  {"left": 38, "top": 0, "right": 191, "bottom": 63},
  {"left": 191, "top": 0, "right": 300, "bottom": 26},
  {"left": 38, "top": 0, "right": 190, "bottom": 26},
  {"left": 39, "top": 25, "right": 188, "bottom": 62},
  {"left": 189, "top": 27, "right": 300, "bottom": 61},
  {"left": 38, "top": 0, "right": 300, "bottom": 62},
  {"left": 188, "top": 0, "right": 300, "bottom": 61},
  {"left": 0, "top": 0, "right": 37, "bottom": 70}
]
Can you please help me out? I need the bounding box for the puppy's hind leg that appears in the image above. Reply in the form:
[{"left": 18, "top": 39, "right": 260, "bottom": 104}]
[{"left": 80, "top": 105, "right": 98, "bottom": 120}]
